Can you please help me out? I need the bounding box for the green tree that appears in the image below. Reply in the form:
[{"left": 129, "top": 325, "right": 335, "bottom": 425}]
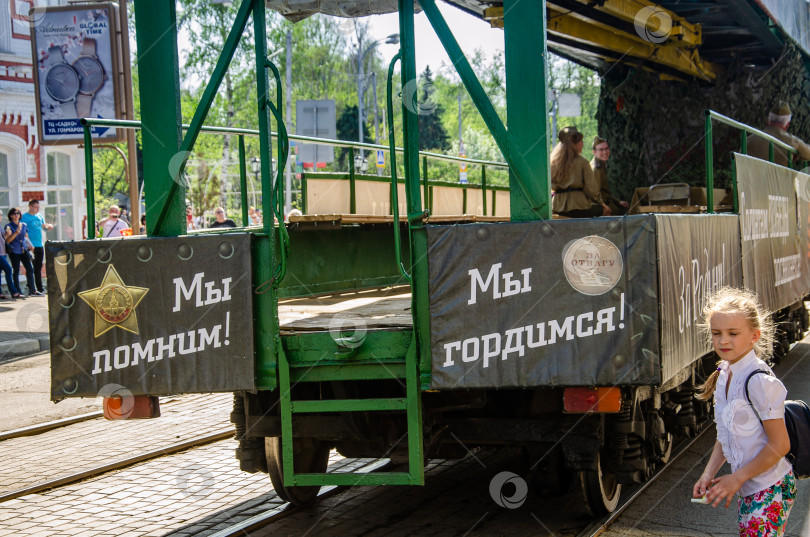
[
  {"left": 336, "top": 105, "right": 371, "bottom": 170},
  {"left": 418, "top": 67, "right": 450, "bottom": 151}
]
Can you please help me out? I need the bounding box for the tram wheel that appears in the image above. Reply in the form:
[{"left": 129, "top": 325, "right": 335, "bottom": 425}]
[
  {"left": 581, "top": 452, "right": 621, "bottom": 516},
  {"left": 265, "top": 436, "right": 330, "bottom": 507}
]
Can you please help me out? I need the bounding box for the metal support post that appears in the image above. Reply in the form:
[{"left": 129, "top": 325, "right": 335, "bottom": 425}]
[
  {"left": 504, "top": 0, "right": 550, "bottom": 221},
  {"left": 133, "top": 0, "right": 184, "bottom": 237}
]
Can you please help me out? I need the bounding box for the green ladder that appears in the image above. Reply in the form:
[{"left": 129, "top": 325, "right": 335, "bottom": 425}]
[{"left": 277, "top": 335, "right": 425, "bottom": 487}]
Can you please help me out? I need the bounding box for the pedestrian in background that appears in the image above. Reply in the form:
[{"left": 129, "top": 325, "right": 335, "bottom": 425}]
[
  {"left": 209, "top": 207, "right": 236, "bottom": 229},
  {"left": 551, "top": 126, "right": 610, "bottom": 218},
  {"left": 20, "top": 199, "right": 52, "bottom": 295},
  {"left": 591, "top": 137, "right": 628, "bottom": 216},
  {"left": 4, "top": 207, "right": 37, "bottom": 298},
  {"left": 186, "top": 206, "right": 197, "bottom": 231},
  {"left": 693, "top": 287, "right": 795, "bottom": 536},
  {"left": 97, "top": 205, "right": 127, "bottom": 237},
  {"left": 0, "top": 211, "right": 15, "bottom": 299},
  {"left": 248, "top": 206, "right": 262, "bottom": 225},
  {"left": 748, "top": 102, "right": 810, "bottom": 167}
]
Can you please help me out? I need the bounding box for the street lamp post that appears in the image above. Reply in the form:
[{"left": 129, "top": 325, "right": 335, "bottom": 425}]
[
  {"left": 250, "top": 156, "right": 260, "bottom": 210},
  {"left": 357, "top": 33, "right": 399, "bottom": 169}
]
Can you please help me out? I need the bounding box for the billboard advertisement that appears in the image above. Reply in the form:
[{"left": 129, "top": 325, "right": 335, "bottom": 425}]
[{"left": 30, "top": 4, "right": 124, "bottom": 145}]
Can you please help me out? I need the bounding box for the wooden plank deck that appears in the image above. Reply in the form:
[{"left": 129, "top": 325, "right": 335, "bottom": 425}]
[
  {"left": 278, "top": 286, "right": 413, "bottom": 332},
  {"left": 288, "top": 213, "right": 508, "bottom": 225}
]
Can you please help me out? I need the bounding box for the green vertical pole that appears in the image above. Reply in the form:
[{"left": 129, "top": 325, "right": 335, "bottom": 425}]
[
  {"left": 503, "top": 0, "right": 550, "bottom": 221},
  {"left": 301, "top": 174, "right": 308, "bottom": 214},
  {"left": 740, "top": 131, "right": 747, "bottom": 155},
  {"left": 399, "top": 0, "right": 425, "bottom": 486},
  {"left": 462, "top": 182, "right": 467, "bottom": 214},
  {"left": 482, "top": 166, "right": 487, "bottom": 215},
  {"left": 704, "top": 112, "right": 714, "bottom": 213},
  {"left": 134, "top": 0, "right": 184, "bottom": 237},
  {"left": 252, "top": 0, "right": 279, "bottom": 397},
  {"left": 349, "top": 147, "right": 357, "bottom": 214},
  {"left": 769, "top": 142, "right": 774, "bottom": 163},
  {"left": 238, "top": 135, "right": 248, "bottom": 226},
  {"left": 731, "top": 154, "right": 739, "bottom": 214},
  {"left": 422, "top": 156, "right": 428, "bottom": 209},
  {"left": 83, "top": 124, "right": 96, "bottom": 236}
]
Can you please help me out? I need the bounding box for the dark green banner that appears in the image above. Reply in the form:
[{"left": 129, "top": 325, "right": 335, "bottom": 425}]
[
  {"left": 736, "top": 154, "right": 810, "bottom": 312},
  {"left": 426, "top": 215, "right": 660, "bottom": 389},
  {"left": 655, "top": 214, "right": 742, "bottom": 384},
  {"left": 46, "top": 235, "right": 254, "bottom": 399}
]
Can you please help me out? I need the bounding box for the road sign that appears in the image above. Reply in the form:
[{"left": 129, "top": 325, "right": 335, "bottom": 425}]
[
  {"left": 459, "top": 172, "right": 468, "bottom": 184},
  {"left": 459, "top": 153, "right": 467, "bottom": 173},
  {"left": 376, "top": 150, "right": 385, "bottom": 168}
]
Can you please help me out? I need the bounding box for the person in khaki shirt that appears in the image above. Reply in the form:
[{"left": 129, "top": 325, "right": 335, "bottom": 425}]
[
  {"left": 551, "top": 126, "right": 609, "bottom": 218},
  {"left": 591, "top": 136, "right": 628, "bottom": 216},
  {"left": 747, "top": 102, "right": 810, "bottom": 167}
]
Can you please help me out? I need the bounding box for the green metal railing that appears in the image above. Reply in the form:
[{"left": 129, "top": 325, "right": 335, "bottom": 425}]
[
  {"left": 704, "top": 110, "right": 804, "bottom": 213},
  {"left": 80, "top": 120, "right": 509, "bottom": 230}
]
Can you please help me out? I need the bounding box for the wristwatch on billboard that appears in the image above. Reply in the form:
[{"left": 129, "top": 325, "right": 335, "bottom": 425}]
[
  {"left": 44, "top": 45, "right": 80, "bottom": 117},
  {"left": 72, "top": 38, "right": 106, "bottom": 118}
]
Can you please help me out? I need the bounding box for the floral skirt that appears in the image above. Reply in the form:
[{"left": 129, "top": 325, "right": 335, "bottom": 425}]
[{"left": 738, "top": 470, "right": 797, "bottom": 537}]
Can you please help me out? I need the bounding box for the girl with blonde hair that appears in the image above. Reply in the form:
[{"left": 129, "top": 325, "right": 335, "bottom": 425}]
[{"left": 693, "top": 287, "right": 796, "bottom": 536}]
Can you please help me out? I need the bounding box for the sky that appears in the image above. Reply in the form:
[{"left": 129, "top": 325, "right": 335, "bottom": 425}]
[
  {"left": 356, "top": 3, "right": 506, "bottom": 76},
  {"left": 176, "top": 2, "right": 506, "bottom": 89}
]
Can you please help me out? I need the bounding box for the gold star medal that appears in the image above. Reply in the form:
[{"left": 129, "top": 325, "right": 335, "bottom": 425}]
[{"left": 78, "top": 265, "right": 149, "bottom": 337}]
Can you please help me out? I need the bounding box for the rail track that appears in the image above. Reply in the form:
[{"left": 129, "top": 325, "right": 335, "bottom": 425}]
[{"left": 0, "top": 428, "right": 234, "bottom": 502}]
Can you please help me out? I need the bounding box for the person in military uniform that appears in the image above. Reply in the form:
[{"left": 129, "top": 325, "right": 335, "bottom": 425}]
[
  {"left": 551, "top": 126, "right": 609, "bottom": 218},
  {"left": 747, "top": 102, "right": 810, "bottom": 167},
  {"left": 591, "top": 137, "right": 628, "bottom": 216}
]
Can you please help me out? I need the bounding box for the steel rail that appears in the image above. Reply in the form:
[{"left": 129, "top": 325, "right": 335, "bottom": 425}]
[
  {"left": 0, "top": 429, "right": 234, "bottom": 503},
  {"left": 0, "top": 412, "right": 102, "bottom": 442},
  {"left": 207, "top": 458, "right": 392, "bottom": 537},
  {"left": 576, "top": 425, "right": 713, "bottom": 537}
]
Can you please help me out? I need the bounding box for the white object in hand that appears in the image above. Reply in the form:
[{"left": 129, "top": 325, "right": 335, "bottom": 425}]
[{"left": 691, "top": 496, "right": 709, "bottom": 504}]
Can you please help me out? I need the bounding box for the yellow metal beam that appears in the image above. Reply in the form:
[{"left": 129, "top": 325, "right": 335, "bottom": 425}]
[
  {"left": 590, "top": 0, "right": 702, "bottom": 47},
  {"left": 483, "top": 6, "right": 503, "bottom": 28},
  {"left": 546, "top": 6, "right": 716, "bottom": 80}
]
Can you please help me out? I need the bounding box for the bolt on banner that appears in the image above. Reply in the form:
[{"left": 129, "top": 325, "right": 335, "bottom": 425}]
[
  {"left": 29, "top": 4, "right": 124, "bottom": 145},
  {"left": 426, "top": 216, "right": 660, "bottom": 389},
  {"left": 46, "top": 235, "right": 254, "bottom": 399}
]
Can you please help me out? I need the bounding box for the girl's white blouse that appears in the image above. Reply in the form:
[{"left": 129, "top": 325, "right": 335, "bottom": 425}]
[{"left": 714, "top": 349, "right": 792, "bottom": 497}]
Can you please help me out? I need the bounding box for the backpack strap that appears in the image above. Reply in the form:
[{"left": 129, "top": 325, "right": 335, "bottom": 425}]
[{"left": 744, "top": 369, "right": 772, "bottom": 423}]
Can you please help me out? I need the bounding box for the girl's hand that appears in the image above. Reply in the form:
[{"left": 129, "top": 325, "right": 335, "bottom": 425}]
[
  {"left": 706, "top": 474, "right": 742, "bottom": 508},
  {"left": 693, "top": 473, "right": 713, "bottom": 498}
]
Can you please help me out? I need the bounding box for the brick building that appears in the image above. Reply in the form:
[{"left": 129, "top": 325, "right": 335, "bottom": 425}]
[{"left": 0, "top": 0, "right": 85, "bottom": 241}]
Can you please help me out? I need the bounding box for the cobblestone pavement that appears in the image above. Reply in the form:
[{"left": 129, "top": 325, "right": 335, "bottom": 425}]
[
  {"left": 0, "top": 392, "right": 233, "bottom": 495},
  {"left": 0, "top": 295, "right": 49, "bottom": 357},
  {"left": 0, "top": 440, "right": 379, "bottom": 537}
]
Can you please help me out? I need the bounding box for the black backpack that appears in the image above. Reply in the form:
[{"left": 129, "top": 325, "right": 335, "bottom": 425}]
[{"left": 744, "top": 370, "right": 810, "bottom": 479}]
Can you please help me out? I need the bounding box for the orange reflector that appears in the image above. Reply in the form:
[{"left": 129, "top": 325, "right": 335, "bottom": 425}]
[
  {"left": 563, "top": 387, "right": 622, "bottom": 413},
  {"left": 103, "top": 395, "right": 160, "bottom": 420}
]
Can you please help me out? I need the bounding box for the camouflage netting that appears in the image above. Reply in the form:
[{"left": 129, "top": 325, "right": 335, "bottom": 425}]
[{"left": 596, "top": 45, "right": 810, "bottom": 202}]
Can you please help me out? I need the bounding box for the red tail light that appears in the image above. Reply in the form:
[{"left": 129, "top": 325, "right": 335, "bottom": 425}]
[
  {"left": 563, "top": 387, "right": 622, "bottom": 413},
  {"left": 103, "top": 395, "right": 160, "bottom": 420}
]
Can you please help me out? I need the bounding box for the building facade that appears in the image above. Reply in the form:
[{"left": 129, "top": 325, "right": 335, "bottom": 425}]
[{"left": 0, "top": 0, "right": 85, "bottom": 241}]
